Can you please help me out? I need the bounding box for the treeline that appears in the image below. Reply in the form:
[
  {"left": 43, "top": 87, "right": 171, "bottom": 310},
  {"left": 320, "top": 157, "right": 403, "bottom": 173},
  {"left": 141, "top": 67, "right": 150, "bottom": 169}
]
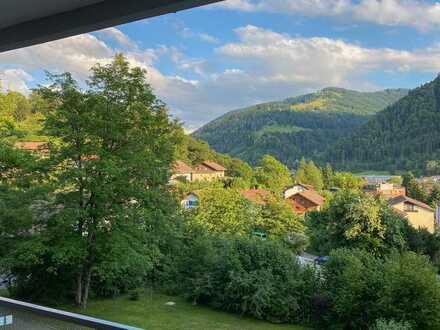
[{"left": 193, "top": 88, "right": 407, "bottom": 168}]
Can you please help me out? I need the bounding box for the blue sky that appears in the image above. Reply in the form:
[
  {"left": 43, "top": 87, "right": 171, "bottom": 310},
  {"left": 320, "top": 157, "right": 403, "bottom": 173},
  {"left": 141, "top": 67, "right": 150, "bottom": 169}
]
[{"left": 2, "top": 0, "right": 440, "bottom": 129}]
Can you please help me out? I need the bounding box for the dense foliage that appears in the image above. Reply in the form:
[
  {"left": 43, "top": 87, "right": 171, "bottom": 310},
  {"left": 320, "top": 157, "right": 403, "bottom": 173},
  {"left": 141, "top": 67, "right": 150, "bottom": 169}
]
[
  {"left": 169, "top": 233, "right": 318, "bottom": 324},
  {"left": 194, "top": 88, "right": 407, "bottom": 168},
  {"left": 327, "top": 76, "right": 440, "bottom": 172},
  {"left": 306, "top": 190, "right": 409, "bottom": 255},
  {"left": 321, "top": 249, "right": 440, "bottom": 329}
]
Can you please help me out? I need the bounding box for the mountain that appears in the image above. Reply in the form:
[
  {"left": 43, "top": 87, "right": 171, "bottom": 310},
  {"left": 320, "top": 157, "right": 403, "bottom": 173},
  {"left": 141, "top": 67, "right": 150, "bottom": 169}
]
[
  {"left": 193, "top": 87, "right": 408, "bottom": 168},
  {"left": 325, "top": 77, "right": 440, "bottom": 173}
]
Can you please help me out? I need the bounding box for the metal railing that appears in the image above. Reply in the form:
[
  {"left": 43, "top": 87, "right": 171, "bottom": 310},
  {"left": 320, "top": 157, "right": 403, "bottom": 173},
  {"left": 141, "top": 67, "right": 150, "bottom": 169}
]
[{"left": 0, "top": 297, "right": 143, "bottom": 330}]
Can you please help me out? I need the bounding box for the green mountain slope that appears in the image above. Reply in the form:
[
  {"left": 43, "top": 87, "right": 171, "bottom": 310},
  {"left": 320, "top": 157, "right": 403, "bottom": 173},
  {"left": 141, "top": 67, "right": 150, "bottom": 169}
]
[
  {"left": 193, "top": 87, "right": 408, "bottom": 168},
  {"left": 325, "top": 77, "right": 440, "bottom": 172}
]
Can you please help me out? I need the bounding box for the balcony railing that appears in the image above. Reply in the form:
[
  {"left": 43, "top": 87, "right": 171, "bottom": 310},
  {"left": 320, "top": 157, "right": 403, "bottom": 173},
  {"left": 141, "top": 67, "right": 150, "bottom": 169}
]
[{"left": 0, "top": 296, "right": 143, "bottom": 329}]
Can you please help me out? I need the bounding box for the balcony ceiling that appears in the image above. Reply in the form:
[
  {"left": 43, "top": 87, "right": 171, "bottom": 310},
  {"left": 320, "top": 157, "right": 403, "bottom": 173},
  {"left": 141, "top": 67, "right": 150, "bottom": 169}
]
[{"left": 0, "top": 0, "right": 221, "bottom": 52}]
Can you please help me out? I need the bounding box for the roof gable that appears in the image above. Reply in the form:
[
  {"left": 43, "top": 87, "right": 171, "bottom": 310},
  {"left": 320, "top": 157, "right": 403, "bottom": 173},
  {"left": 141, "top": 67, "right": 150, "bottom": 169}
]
[
  {"left": 388, "top": 195, "right": 433, "bottom": 212},
  {"left": 202, "top": 160, "right": 225, "bottom": 172},
  {"left": 295, "top": 190, "right": 325, "bottom": 206}
]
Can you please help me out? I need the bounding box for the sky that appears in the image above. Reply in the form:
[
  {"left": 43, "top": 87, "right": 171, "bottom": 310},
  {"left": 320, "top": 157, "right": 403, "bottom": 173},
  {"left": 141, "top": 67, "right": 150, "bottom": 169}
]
[{"left": 2, "top": 0, "right": 440, "bottom": 130}]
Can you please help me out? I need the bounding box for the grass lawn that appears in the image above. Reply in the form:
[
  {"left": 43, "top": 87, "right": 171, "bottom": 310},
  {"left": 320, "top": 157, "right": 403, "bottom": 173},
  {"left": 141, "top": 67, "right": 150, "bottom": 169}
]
[{"left": 65, "top": 291, "right": 311, "bottom": 330}]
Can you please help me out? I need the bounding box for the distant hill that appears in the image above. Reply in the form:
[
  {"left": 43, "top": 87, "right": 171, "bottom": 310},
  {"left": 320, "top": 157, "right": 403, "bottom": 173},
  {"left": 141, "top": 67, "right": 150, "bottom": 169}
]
[
  {"left": 325, "top": 77, "right": 440, "bottom": 173},
  {"left": 193, "top": 87, "right": 408, "bottom": 168}
]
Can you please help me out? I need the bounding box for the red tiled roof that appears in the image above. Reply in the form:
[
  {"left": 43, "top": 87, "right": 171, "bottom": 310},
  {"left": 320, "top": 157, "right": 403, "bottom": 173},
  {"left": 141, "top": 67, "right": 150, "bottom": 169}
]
[
  {"left": 240, "top": 189, "right": 271, "bottom": 206},
  {"left": 202, "top": 160, "right": 226, "bottom": 172},
  {"left": 81, "top": 155, "right": 100, "bottom": 161},
  {"left": 172, "top": 160, "right": 193, "bottom": 174},
  {"left": 296, "top": 190, "right": 325, "bottom": 206},
  {"left": 286, "top": 198, "right": 307, "bottom": 214},
  {"left": 388, "top": 195, "right": 433, "bottom": 212},
  {"left": 14, "top": 141, "right": 48, "bottom": 151}
]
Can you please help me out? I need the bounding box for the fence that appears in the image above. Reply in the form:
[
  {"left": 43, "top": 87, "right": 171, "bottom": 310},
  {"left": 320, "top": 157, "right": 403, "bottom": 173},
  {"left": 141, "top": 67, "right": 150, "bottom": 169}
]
[{"left": 0, "top": 297, "right": 143, "bottom": 330}]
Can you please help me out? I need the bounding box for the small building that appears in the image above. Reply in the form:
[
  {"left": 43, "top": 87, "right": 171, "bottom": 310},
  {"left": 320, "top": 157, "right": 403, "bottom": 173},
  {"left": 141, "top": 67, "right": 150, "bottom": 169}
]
[
  {"left": 181, "top": 192, "right": 200, "bottom": 209},
  {"left": 192, "top": 160, "right": 226, "bottom": 182},
  {"left": 286, "top": 189, "right": 325, "bottom": 215},
  {"left": 171, "top": 160, "right": 226, "bottom": 183},
  {"left": 171, "top": 160, "right": 193, "bottom": 183},
  {"left": 240, "top": 189, "right": 272, "bottom": 206},
  {"left": 389, "top": 195, "right": 436, "bottom": 233},
  {"left": 283, "top": 183, "right": 314, "bottom": 199}
]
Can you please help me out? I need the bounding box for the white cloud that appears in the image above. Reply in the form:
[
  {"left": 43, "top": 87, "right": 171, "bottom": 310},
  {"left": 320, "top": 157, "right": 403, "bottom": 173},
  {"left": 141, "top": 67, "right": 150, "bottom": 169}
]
[
  {"left": 0, "top": 69, "right": 33, "bottom": 94},
  {"left": 215, "top": 0, "right": 440, "bottom": 31},
  {"left": 97, "top": 27, "right": 137, "bottom": 49},
  {"left": 218, "top": 25, "right": 440, "bottom": 85},
  {"left": 180, "top": 26, "right": 220, "bottom": 44},
  {"left": 0, "top": 34, "right": 113, "bottom": 80},
  {"left": 3, "top": 25, "right": 440, "bottom": 129}
]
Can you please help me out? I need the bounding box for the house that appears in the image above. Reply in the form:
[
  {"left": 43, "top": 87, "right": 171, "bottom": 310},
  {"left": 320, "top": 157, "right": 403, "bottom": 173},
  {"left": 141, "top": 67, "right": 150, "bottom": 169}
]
[
  {"left": 14, "top": 141, "right": 49, "bottom": 156},
  {"left": 368, "top": 183, "right": 406, "bottom": 199},
  {"left": 283, "top": 183, "right": 314, "bottom": 199},
  {"left": 286, "top": 189, "right": 325, "bottom": 215},
  {"left": 181, "top": 192, "right": 200, "bottom": 209},
  {"left": 171, "top": 160, "right": 226, "bottom": 183},
  {"left": 192, "top": 160, "right": 226, "bottom": 181},
  {"left": 389, "top": 195, "right": 436, "bottom": 233},
  {"left": 171, "top": 160, "right": 193, "bottom": 183},
  {"left": 240, "top": 189, "right": 272, "bottom": 206}
]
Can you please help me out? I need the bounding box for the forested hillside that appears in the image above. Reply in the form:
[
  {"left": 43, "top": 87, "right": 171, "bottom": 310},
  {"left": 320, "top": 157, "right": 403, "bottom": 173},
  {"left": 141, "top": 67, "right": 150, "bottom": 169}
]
[
  {"left": 326, "top": 76, "right": 440, "bottom": 173},
  {"left": 193, "top": 87, "right": 407, "bottom": 168}
]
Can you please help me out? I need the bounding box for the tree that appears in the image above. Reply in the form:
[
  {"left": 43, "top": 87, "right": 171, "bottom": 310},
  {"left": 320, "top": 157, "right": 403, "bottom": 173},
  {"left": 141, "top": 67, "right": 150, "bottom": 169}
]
[
  {"left": 426, "top": 160, "right": 440, "bottom": 176},
  {"left": 193, "top": 188, "right": 256, "bottom": 235},
  {"left": 305, "top": 161, "right": 323, "bottom": 191},
  {"left": 4, "top": 55, "right": 180, "bottom": 308},
  {"left": 307, "top": 190, "right": 397, "bottom": 255},
  {"left": 428, "top": 185, "right": 440, "bottom": 208},
  {"left": 295, "top": 158, "right": 308, "bottom": 184},
  {"left": 257, "top": 196, "right": 306, "bottom": 252},
  {"left": 331, "top": 172, "right": 363, "bottom": 190},
  {"left": 255, "top": 155, "right": 292, "bottom": 194},
  {"left": 322, "top": 163, "right": 334, "bottom": 189},
  {"left": 402, "top": 172, "right": 428, "bottom": 202}
]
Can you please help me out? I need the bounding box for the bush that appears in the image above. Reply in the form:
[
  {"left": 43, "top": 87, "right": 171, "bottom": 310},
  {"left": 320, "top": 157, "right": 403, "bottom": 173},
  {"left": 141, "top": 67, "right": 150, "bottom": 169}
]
[
  {"left": 321, "top": 249, "right": 440, "bottom": 329},
  {"left": 172, "top": 233, "right": 319, "bottom": 324}
]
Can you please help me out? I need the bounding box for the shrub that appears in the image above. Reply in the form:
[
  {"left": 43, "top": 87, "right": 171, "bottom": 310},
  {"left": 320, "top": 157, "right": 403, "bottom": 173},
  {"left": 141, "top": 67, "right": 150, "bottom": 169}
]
[
  {"left": 174, "top": 234, "right": 319, "bottom": 324},
  {"left": 321, "top": 249, "right": 440, "bottom": 329}
]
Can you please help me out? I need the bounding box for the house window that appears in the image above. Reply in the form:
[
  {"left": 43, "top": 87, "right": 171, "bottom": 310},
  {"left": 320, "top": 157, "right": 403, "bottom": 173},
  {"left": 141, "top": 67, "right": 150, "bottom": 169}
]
[{"left": 404, "top": 203, "right": 416, "bottom": 212}]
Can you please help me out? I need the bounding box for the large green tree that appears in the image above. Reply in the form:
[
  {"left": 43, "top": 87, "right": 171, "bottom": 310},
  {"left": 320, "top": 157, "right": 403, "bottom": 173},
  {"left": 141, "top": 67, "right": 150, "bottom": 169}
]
[
  {"left": 2, "top": 55, "right": 180, "bottom": 307},
  {"left": 255, "top": 155, "right": 292, "bottom": 193}
]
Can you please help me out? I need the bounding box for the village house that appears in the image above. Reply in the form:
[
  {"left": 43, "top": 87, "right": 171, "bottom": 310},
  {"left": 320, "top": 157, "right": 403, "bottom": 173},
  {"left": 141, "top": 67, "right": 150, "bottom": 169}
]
[
  {"left": 283, "top": 183, "right": 314, "bottom": 199},
  {"left": 367, "top": 182, "right": 406, "bottom": 199},
  {"left": 283, "top": 184, "right": 325, "bottom": 215},
  {"left": 171, "top": 160, "right": 226, "bottom": 183},
  {"left": 170, "top": 160, "right": 193, "bottom": 183},
  {"left": 286, "top": 189, "right": 325, "bottom": 215},
  {"left": 389, "top": 195, "right": 436, "bottom": 233}
]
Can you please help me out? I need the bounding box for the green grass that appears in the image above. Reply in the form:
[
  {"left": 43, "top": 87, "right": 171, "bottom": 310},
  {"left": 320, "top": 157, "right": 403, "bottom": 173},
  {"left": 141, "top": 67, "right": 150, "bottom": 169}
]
[{"left": 64, "top": 291, "right": 310, "bottom": 330}]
